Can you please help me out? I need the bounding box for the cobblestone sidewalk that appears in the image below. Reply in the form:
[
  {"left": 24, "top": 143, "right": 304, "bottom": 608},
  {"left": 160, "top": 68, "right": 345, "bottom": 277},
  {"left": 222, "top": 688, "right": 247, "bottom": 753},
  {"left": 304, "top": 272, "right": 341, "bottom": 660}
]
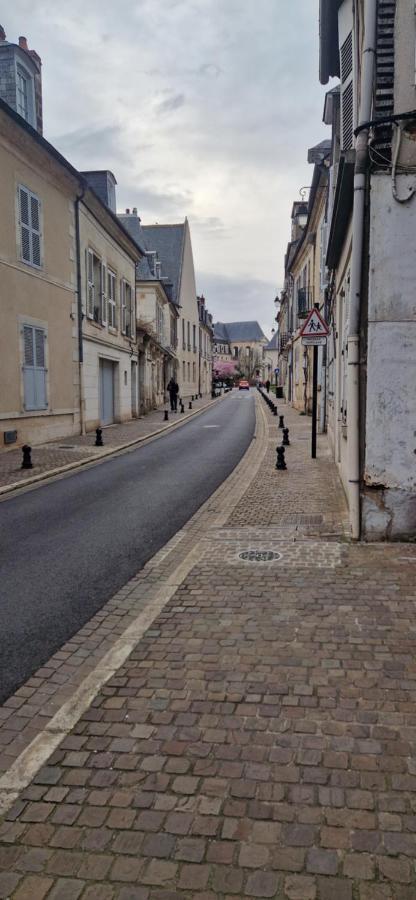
[
  {"left": 0, "top": 395, "right": 415, "bottom": 899},
  {"left": 0, "top": 394, "right": 219, "bottom": 493}
]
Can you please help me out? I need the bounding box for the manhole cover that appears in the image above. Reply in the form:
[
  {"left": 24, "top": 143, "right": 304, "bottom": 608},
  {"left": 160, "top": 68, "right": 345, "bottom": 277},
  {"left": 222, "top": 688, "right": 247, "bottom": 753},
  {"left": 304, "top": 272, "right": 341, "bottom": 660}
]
[
  {"left": 283, "top": 514, "right": 324, "bottom": 525},
  {"left": 239, "top": 550, "right": 281, "bottom": 562}
]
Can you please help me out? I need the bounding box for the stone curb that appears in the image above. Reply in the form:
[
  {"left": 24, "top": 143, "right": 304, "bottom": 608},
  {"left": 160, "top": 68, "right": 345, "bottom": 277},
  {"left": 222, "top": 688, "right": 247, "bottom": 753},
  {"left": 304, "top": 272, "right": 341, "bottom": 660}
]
[{"left": 0, "top": 394, "right": 225, "bottom": 498}]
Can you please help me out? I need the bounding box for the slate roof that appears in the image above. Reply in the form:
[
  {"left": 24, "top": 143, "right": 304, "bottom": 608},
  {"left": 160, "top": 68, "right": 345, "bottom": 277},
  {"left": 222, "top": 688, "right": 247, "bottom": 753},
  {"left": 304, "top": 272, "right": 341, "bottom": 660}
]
[
  {"left": 213, "top": 321, "right": 267, "bottom": 343},
  {"left": 141, "top": 224, "right": 186, "bottom": 306},
  {"left": 264, "top": 332, "right": 279, "bottom": 351}
]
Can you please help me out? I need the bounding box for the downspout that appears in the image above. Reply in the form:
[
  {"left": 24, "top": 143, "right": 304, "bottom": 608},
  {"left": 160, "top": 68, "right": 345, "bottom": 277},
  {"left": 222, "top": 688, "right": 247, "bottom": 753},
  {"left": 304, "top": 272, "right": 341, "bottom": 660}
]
[
  {"left": 347, "top": 0, "right": 376, "bottom": 539},
  {"left": 75, "top": 187, "right": 86, "bottom": 434}
]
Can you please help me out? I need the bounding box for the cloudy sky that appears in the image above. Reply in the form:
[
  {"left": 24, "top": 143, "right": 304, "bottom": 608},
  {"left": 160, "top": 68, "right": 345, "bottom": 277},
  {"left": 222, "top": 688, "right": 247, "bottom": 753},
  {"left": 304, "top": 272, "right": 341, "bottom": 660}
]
[{"left": 6, "top": 1, "right": 329, "bottom": 335}]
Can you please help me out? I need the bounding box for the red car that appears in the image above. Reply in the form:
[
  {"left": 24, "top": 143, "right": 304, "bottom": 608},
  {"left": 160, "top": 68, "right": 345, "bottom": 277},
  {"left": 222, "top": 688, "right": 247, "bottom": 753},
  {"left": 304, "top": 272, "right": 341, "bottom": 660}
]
[{"left": 238, "top": 379, "right": 250, "bottom": 391}]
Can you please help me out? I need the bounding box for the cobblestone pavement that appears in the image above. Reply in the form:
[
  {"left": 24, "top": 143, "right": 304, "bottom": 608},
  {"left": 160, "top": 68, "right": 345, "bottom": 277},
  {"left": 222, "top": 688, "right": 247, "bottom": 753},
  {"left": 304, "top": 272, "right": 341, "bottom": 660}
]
[
  {"left": 0, "top": 394, "right": 218, "bottom": 492},
  {"left": 0, "top": 395, "right": 416, "bottom": 899}
]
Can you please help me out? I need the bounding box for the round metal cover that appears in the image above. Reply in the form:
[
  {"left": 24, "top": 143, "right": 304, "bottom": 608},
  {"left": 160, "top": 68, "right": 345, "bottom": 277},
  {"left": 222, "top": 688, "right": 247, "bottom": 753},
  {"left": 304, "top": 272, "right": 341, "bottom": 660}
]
[{"left": 239, "top": 550, "right": 281, "bottom": 562}]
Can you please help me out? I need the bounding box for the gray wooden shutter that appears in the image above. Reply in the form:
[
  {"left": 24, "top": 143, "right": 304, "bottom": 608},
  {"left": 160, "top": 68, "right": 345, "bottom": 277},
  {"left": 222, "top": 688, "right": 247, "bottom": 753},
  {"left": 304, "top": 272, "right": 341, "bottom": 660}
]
[
  {"left": 34, "top": 327, "right": 47, "bottom": 408},
  {"left": 19, "top": 187, "right": 31, "bottom": 263},
  {"left": 30, "top": 194, "right": 41, "bottom": 266},
  {"left": 23, "top": 325, "right": 35, "bottom": 409},
  {"left": 23, "top": 324, "right": 47, "bottom": 409},
  {"left": 101, "top": 263, "right": 107, "bottom": 324}
]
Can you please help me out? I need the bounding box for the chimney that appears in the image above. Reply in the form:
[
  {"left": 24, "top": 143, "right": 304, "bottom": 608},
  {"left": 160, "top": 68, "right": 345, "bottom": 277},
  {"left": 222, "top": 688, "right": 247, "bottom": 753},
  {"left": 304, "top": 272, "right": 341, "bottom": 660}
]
[
  {"left": 132, "top": 207, "right": 137, "bottom": 216},
  {"left": 0, "top": 26, "right": 6, "bottom": 41},
  {"left": 126, "top": 208, "right": 130, "bottom": 214},
  {"left": 18, "top": 36, "right": 28, "bottom": 50}
]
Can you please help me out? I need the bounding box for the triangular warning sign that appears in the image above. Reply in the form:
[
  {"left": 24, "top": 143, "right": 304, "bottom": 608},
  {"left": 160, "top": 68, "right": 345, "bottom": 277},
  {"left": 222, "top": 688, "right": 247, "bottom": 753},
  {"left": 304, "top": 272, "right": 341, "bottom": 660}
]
[{"left": 300, "top": 307, "right": 329, "bottom": 337}]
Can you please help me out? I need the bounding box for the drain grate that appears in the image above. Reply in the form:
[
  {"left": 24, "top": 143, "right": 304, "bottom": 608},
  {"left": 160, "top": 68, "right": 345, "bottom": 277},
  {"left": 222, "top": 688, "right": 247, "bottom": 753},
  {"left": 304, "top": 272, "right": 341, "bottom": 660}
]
[{"left": 239, "top": 550, "right": 281, "bottom": 562}]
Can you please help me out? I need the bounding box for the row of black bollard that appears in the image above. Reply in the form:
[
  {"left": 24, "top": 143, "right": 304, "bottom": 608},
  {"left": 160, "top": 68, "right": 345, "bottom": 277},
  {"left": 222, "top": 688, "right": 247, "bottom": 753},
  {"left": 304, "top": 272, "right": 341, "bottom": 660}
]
[{"left": 257, "top": 385, "right": 278, "bottom": 417}]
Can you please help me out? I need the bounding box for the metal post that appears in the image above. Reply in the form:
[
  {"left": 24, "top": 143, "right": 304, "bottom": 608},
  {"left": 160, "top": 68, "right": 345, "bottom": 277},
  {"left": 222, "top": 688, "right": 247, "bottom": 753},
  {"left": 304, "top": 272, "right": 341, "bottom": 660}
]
[
  {"left": 164, "top": 410, "right": 169, "bottom": 421},
  {"left": 311, "top": 344, "right": 318, "bottom": 459},
  {"left": 95, "top": 428, "right": 103, "bottom": 447}
]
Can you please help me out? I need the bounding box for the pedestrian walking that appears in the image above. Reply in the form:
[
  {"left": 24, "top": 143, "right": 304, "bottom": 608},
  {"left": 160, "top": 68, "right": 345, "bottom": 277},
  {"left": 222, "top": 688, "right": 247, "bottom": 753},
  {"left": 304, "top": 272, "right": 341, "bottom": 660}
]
[
  {"left": 266, "top": 379, "right": 271, "bottom": 393},
  {"left": 167, "top": 378, "right": 179, "bottom": 411}
]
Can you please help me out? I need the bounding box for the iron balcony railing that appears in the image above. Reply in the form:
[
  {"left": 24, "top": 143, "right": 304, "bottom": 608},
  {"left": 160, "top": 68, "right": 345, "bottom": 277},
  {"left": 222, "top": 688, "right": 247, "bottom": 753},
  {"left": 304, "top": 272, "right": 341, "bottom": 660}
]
[
  {"left": 297, "top": 287, "right": 314, "bottom": 318},
  {"left": 279, "top": 332, "right": 291, "bottom": 351}
]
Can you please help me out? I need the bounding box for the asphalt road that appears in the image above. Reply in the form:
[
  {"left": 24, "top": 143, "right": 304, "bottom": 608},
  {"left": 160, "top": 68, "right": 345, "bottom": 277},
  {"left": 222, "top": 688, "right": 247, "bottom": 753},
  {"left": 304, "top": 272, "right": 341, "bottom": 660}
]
[{"left": 0, "top": 392, "right": 255, "bottom": 703}]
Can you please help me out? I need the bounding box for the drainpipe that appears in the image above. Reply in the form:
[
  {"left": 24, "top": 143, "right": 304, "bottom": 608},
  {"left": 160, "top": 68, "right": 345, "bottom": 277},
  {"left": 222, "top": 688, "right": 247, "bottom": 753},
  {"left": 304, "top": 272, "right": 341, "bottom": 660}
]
[
  {"left": 75, "top": 187, "right": 86, "bottom": 434},
  {"left": 347, "top": 0, "right": 377, "bottom": 540}
]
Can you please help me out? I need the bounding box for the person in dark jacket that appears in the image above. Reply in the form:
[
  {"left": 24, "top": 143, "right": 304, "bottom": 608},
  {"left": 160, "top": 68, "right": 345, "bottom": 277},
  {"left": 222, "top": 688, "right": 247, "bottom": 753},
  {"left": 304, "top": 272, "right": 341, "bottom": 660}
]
[{"left": 167, "top": 378, "right": 179, "bottom": 411}]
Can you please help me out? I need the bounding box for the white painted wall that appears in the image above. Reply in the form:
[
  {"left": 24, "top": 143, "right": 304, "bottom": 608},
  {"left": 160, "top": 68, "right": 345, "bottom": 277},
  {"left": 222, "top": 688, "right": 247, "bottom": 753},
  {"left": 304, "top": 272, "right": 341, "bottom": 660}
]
[
  {"left": 83, "top": 340, "right": 134, "bottom": 430},
  {"left": 363, "top": 174, "right": 416, "bottom": 538}
]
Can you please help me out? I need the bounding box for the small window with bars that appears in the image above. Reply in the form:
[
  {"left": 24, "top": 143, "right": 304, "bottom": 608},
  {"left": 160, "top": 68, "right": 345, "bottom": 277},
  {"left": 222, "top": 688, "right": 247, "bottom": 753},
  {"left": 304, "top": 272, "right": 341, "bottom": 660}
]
[
  {"left": 22, "top": 324, "right": 47, "bottom": 410},
  {"left": 18, "top": 185, "right": 42, "bottom": 268}
]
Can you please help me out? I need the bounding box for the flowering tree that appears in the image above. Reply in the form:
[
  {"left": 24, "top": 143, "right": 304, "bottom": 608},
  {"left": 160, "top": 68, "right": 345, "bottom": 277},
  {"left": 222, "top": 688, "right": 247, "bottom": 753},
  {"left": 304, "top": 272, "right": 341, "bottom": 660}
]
[{"left": 212, "top": 360, "right": 239, "bottom": 382}]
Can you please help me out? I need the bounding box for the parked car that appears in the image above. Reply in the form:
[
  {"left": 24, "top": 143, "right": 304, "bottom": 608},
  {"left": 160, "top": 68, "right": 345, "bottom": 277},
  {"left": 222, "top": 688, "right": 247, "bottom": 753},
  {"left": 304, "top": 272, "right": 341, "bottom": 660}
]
[{"left": 238, "top": 379, "right": 249, "bottom": 390}]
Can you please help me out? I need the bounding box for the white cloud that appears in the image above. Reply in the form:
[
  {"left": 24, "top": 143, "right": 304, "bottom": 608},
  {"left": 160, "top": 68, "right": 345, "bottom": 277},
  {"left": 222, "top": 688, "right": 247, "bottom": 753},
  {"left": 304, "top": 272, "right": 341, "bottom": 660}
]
[{"left": 5, "top": 0, "right": 329, "bottom": 331}]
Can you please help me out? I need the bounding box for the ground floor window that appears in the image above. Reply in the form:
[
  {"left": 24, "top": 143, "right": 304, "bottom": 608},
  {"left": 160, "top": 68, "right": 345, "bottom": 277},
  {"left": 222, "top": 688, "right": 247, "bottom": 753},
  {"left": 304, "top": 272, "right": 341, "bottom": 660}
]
[{"left": 23, "top": 323, "right": 47, "bottom": 410}]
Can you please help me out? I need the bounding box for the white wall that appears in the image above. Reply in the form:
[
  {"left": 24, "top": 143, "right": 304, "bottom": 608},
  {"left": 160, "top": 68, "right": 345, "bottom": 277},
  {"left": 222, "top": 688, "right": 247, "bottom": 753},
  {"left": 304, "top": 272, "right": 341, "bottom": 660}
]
[
  {"left": 363, "top": 174, "right": 416, "bottom": 538},
  {"left": 83, "top": 340, "right": 134, "bottom": 430}
]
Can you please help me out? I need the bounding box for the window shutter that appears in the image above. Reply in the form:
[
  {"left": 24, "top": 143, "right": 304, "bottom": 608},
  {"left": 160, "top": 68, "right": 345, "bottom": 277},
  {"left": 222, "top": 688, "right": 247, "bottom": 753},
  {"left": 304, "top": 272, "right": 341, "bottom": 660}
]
[
  {"left": 23, "top": 324, "right": 34, "bottom": 366},
  {"left": 339, "top": 2, "right": 354, "bottom": 152},
  {"left": 22, "top": 324, "right": 47, "bottom": 410},
  {"left": 101, "top": 263, "right": 107, "bottom": 324},
  {"left": 19, "top": 187, "right": 31, "bottom": 263},
  {"left": 87, "top": 249, "right": 94, "bottom": 318},
  {"left": 30, "top": 195, "right": 41, "bottom": 267}
]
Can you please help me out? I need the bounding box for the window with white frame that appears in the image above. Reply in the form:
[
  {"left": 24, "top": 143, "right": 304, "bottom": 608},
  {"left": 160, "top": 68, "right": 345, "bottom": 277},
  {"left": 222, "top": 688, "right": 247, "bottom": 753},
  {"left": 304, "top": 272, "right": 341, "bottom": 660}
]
[
  {"left": 86, "top": 249, "right": 102, "bottom": 322},
  {"left": 101, "top": 263, "right": 107, "bottom": 325},
  {"left": 108, "top": 270, "right": 117, "bottom": 329},
  {"left": 22, "top": 324, "right": 47, "bottom": 410},
  {"left": 16, "top": 66, "right": 34, "bottom": 123},
  {"left": 18, "top": 185, "right": 42, "bottom": 268},
  {"left": 121, "top": 280, "right": 133, "bottom": 336}
]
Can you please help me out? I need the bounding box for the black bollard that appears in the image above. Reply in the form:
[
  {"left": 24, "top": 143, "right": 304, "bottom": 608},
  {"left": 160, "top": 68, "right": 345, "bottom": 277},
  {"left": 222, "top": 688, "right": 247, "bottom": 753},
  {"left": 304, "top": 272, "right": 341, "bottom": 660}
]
[
  {"left": 278, "top": 415, "right": 285, "bottom": 429},
  {"left": 164, "top": 410, "right": 169, "bottom": 421},
  {"left": 189, "top": 401, "right": 193, "bottom": 410},
  {"left": 95, "top": 427, "right": 103, "bottom": 447},
  {"left": 21, "top": 444, "right": 33, "bottom": 469},
  {"left": 180, "top": 401, "right": 185, "bottom": 413},
  {"left": 276, "top": 445, "right": 287, "bottom": 470},
  {"left": 273, "top": 406, "right": 278, "bottom": 416},
  {"left": 282, "top": 427, "right": 290, "bottom": 446}
]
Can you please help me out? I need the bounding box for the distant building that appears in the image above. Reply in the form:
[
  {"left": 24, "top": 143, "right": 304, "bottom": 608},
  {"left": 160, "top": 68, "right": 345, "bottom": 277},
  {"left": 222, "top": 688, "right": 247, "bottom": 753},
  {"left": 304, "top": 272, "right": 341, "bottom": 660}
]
[
  {"left": 263, "top": 332, "right": 279, "bottom": 384},
  {"left": 119, "top": 209, "right": 179, "bottom": 413},
  {"left": 213, "top": 322, "right": 268, "bottom": 381},
  {"left": 142, "top": 220, "right": 213, "bottom": 399}
]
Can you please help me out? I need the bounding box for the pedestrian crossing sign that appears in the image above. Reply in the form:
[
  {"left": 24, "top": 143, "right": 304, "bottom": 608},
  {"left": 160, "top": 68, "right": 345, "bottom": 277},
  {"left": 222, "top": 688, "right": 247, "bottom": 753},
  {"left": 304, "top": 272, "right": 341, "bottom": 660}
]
[{"left": 299, "top": 307, "right": 329, "bottom": 337}]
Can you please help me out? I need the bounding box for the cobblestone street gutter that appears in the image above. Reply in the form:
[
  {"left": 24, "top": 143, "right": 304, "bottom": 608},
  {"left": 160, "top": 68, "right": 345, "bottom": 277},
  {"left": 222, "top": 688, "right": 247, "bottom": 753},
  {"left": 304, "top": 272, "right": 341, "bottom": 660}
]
[{"left": 0, "top": 395, "right": 416, "bottom": 899}]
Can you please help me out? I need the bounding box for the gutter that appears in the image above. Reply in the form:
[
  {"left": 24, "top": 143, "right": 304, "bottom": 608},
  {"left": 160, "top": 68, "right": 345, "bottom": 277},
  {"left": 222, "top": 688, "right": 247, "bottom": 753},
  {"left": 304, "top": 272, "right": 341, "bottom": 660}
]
[
  {"left": 347, "top": 0, "right": 377, "bottom": 539},
  {"left": 75, "top": 188, "right": 86, "bottom": 435}
]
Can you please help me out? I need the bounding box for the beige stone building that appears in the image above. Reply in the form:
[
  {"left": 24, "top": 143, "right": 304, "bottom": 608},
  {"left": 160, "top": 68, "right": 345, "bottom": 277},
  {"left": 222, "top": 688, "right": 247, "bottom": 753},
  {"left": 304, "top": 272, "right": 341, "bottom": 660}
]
[
  {"left": 78, "top": 174, "right": 141, "bottom": 430},
  {"left": 0, "top": 93, "right": 81, "bottom": 448},
  {"left": 0, "top": 29, "right": 142, "bottom": 446},
  {"left": 142, "top": 220, "right": 213, "bottom": 400},
  {"left": 118, "top": 209, "right": 179, "bottom": 414}
]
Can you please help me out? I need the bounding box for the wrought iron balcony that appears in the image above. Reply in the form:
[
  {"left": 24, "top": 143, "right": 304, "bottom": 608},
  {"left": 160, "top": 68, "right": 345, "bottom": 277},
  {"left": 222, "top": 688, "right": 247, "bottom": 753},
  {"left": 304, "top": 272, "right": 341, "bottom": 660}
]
[
  {"left": 279, "top": 332, "right": 291, "bottom": 351},
  {"left": 297, "top": 287, "right": 314, "bottom": 318}
]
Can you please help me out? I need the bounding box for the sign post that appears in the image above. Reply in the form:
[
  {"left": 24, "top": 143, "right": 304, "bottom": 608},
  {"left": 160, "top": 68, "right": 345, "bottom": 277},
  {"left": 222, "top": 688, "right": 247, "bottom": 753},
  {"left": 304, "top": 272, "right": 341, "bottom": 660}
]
[{"left": 299, "top": 307, "right": 329, "bottom": 459}]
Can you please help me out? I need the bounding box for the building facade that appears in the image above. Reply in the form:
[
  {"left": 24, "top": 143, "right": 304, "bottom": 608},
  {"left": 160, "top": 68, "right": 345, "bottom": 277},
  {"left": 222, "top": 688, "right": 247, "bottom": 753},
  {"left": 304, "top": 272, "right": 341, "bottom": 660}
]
[
  {"left": 78, "top": 175, "right": 141, "bottom": 431},
  {"left": 142, "top": 220, "right": 213, "bottom": 400},
  {"left": 213, "top": 322, "right": 268, "bottom": 382},
  {"left": 277, "top": 0, "right": 416, "bottom": 540}
]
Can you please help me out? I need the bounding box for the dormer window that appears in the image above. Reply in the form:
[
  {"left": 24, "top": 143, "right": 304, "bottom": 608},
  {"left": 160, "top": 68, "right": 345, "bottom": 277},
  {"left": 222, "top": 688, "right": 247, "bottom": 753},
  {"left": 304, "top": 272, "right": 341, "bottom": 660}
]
[{"left": 15, "top": 63, "right": 34, "bottom": 125}]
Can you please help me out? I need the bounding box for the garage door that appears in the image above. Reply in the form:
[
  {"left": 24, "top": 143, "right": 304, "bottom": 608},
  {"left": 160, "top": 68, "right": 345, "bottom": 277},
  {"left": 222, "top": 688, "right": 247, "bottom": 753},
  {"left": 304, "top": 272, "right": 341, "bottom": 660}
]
[{"left": 99, "top": 359, "right": 115, "bottom": 425}]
